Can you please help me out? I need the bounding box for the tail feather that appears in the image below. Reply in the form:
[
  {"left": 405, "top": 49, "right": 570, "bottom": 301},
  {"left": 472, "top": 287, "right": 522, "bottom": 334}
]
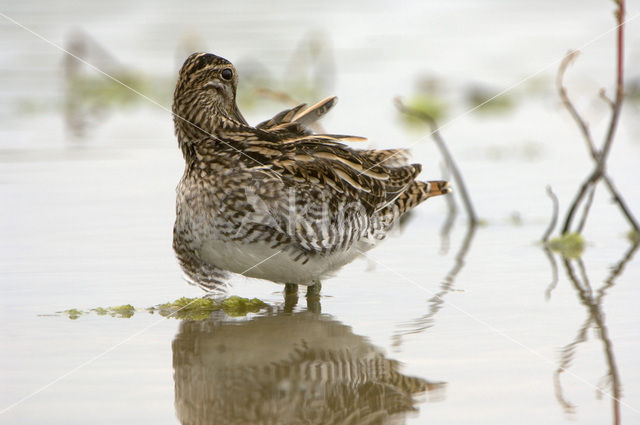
[
  {"left": 421, "top": 180, "right": 451, "bottom": 198},
  {"left": 376, "top": 180, "right": 451, "bottom": 232},
  {"left": 399, "top": 180, "right": 451, "bottom": 214}
]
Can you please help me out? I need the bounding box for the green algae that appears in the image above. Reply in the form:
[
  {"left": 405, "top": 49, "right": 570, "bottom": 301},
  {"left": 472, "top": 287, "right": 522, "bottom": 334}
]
[
  {"left": 466, "top": 87, "right": 515, "bottom": 114},
  {"left": 627, "top": 229, "right": 640, "bottom": 244},
  {"left": 152, "top": 296, "right": 267, "bottom": 319},
  {"left": 400, "top": 93, "right": 448, "bottom": 126},
  {"left": 108, "top": 304, "right": 136, "bottom": 318},
  {"left": 53, "top": 297, "right": 267, "bottom": 321},
  {"left": 87, "top": 305, "right": 136, "bottom": 318},
  {"left": 549, "top": 233, "right": 585, "bottom": 259},
  {"left": 153, "top": 297, "right": 221, "bottom": 321},
  {"left": 221, "top": 296, "right": 267, "bottom": 317},
  {"left": 62, "top": 308, "right": 84, "bottom": 320}
]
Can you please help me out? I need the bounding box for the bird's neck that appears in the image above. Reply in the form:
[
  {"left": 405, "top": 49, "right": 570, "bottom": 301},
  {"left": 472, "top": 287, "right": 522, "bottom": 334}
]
[{"left": 173, "top": 99, "right": 251, "bottom": 162}]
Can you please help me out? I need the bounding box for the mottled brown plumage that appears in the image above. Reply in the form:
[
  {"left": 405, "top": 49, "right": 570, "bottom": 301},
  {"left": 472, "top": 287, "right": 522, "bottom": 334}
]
[{"left": 172, "top": 52, "right": 450, "bottom": 292}]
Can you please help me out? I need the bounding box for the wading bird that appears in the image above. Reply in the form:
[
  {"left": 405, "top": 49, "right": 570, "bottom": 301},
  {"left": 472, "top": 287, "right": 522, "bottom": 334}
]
[{"left": 172, "top": 52, "right": 450, "bottom": 300}]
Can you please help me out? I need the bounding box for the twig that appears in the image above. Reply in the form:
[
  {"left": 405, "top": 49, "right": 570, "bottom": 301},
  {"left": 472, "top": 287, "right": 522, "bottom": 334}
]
[
  {"left": 558, "top": 49, "right": 639, "bottom": 233},
  {"left": 576, "top": 184, "right": 597, "bottom": 234},
  {"left": 599, "top": 88, "right": 615, "bottom": 109},
  {"left": 560, "top": 1, "right": 636, "bottom": 234},
  {"left": 557, "top": 51, "right": 597, "bottom": 157},
  {"left": 394, "top": 97, "right": 478, "bottom": 225},
  {"left": 603, "top": 176, "right": 640, "bottom": 233},
  {"left": 542, "top": 185, "right": 559, "bottom": 242},
  {"left": 599, "top": 0, "right": 626, "bottom": 170}
]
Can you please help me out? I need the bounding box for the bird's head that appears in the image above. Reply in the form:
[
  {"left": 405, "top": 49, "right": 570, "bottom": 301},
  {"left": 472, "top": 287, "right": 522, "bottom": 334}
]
[{"left": 172, "top": 52, "right": 243, "bottom": 140}]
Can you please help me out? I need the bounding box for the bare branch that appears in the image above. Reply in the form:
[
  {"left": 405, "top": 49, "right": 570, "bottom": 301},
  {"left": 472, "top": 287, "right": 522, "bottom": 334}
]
[
  {"left": 600, "top": 0, "right": 626, "bottom": 170},
  {"left": 577, "top": 184, "right": 597, "bottom": 234},
  {"left": 603, "top": 176, "right": 640, "bottom": 232},
  {"left": 542, "top": 185, "right": 559, "bottom": 242},
  {"left": 599, "top": 88, "right": 615, "bottom": 109},
  {"left": 394, "top": 97, "right": 478, "bottom": 225},
  {"left": 560, "top": 0, "right": 636, "bottom": 234},
  {"left": 557, "top": 50, "right": 598, "bottom": 157}
]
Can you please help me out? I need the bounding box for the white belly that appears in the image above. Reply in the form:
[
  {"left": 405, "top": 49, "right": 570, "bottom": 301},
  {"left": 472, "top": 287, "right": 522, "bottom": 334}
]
[{"left": 198, "top": 239, "right": 375, "bottom": 285}]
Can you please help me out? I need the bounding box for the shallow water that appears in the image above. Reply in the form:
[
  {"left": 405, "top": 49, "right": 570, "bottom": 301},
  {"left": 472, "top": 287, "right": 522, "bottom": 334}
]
[{"left": 1, "top": 1, "right": 640, "bottom": 424}]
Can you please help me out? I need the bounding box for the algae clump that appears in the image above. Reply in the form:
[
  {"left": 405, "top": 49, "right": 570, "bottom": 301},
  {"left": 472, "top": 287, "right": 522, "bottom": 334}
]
[
  {"left": 109, "top": 304, "right": 136, "bottom": 318},
  {"left": 62, "top": 308, "right": 84, "bottom": 320},
  {"left": 88, "top": 305, "right": 135, "bottom": 318},
  {"left": 222, "top": 296, "right": 267, "bottom": 317},
  {"left": 400, "top": 93, "right": 448, "bottom": 127},
  {"left": 53, "top": 296, "right": 267, "bottom": 321},
  {"left": 155, "top": 297, "right": 221, "bottom": 321},
  {"left": 549, "top": 233, "right": 585, "bottom": 259}
]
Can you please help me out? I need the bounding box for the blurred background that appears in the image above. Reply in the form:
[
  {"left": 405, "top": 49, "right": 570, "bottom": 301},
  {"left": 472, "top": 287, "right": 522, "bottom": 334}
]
[{"left": 1, "top": 0, "right": 639, "bottom": 424}]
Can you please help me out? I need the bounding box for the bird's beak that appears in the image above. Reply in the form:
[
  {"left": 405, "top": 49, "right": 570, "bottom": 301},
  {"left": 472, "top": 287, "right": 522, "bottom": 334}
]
[{"left": 203, "top": 80, "right": 223, "bottom": 91}]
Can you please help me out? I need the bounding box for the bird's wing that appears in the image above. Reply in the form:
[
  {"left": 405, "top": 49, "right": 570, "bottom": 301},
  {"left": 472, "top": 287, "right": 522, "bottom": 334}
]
[
  {"left": 256, "top": 96, "right": 336, "bottom": 130},
  {"left": 243, "top": 136, "right": 422, "bottom": 214},
  {"left": 357, "top": 148, "right": 412, "bottom": 167}
]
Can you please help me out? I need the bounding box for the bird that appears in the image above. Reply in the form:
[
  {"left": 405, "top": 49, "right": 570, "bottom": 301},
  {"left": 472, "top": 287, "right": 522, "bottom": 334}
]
[{"left": 172, "top": 52, "right": 451, "bottom": 298}]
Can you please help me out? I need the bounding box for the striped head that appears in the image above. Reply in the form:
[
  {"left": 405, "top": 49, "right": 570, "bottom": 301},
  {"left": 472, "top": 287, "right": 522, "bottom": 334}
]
[{"left": 173, "top": 53, "right": 245, "bottom": 147}]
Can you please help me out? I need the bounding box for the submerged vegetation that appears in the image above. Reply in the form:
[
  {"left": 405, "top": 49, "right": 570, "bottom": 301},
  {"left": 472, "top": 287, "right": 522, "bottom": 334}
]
[
  {"left": 54, "top": 297, "right": 268, "bottom": 321},
  {"left": 549, "top": 233, "right": 585, "bottom": 259},
  {"left": 465, "top": 85, "right": 515, "bottom": 114},
  {"left": 400, "top": 93, "right": 449, "bottom": 125}
]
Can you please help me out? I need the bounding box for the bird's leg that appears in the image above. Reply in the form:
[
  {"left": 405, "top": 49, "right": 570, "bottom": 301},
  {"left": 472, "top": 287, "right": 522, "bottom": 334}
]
[
  {"left": 284, "top": 283, "right": 299, "bottom": 313},
  {"left": 284, "top": 283, "right": 298, "bottom": 294},
  {"left": 306, "top": 280, "right": 322, "bottom": 296},
  {"left": 305, "top": 280, "right": 322, "bottom": 314}
]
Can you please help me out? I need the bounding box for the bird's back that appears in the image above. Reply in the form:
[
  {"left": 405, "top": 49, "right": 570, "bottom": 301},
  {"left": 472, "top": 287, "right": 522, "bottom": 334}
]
[{"left": 171, "top": 52, "right": 450, "bottom": 288}]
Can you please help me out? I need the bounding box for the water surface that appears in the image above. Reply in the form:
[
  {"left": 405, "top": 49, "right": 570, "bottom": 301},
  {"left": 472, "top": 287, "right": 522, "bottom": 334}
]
[{"left": 1, "top": 1, "right": 639, "bottom": 424}]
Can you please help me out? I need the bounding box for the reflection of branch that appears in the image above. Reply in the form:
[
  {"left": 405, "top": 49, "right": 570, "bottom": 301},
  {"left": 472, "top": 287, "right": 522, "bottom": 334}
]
[
  {"left": 393, "top": 224, "right": 476, "bottom": 347},
  {"left": 553, "top": 240, "right": 638, "bottom": 421},
  {"left": 602, "top": 240, "right": 639, "bottom": 288},
  {"left": 553, "top": 239, "right": 638, "bottom": 425},
  {"left": 558, "top": 1, "right": 639, "bottom": 234},
  {"left": 542, "top": 186, "right": 559, "bottom": 299},
  {"left": 554, "top": 316, "right": 592, "bottom": 414},
  {"left": 439, "top": 163, "right": 457, "bottom": 255},
  {"left": 543, "top": 245, "right": 559, "bottom": 300},
  {"left": 395, "top": 98, "right": 477, "bottom": 226}
]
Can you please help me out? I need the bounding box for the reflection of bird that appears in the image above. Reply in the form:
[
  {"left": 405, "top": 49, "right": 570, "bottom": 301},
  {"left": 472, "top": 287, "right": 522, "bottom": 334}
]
[
  {"left": 172, "top": 310, "right": 445, "bottom": 425},
  {"left": 172, "top": 53, "right": 451, "bottom": 294}
]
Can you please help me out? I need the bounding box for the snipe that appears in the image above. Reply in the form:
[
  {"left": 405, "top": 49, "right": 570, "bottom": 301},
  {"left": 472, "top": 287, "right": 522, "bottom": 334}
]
[{"left": 172, "top": 52, "right": 450, "bottom": 298}]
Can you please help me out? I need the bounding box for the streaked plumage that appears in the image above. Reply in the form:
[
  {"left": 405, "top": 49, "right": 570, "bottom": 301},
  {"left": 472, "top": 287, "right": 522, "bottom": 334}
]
[
  {"left": 172, "top": 52, "right": 450, "bottom": 292},
  {"left": 173, "top": 310, "right": 445, "bottom": 424}
]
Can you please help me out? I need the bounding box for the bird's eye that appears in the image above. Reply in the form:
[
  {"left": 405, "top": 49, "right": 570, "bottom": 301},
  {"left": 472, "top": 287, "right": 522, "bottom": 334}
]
[{"left": 221, "top": 68, "right": 233, "bottom": 80}]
